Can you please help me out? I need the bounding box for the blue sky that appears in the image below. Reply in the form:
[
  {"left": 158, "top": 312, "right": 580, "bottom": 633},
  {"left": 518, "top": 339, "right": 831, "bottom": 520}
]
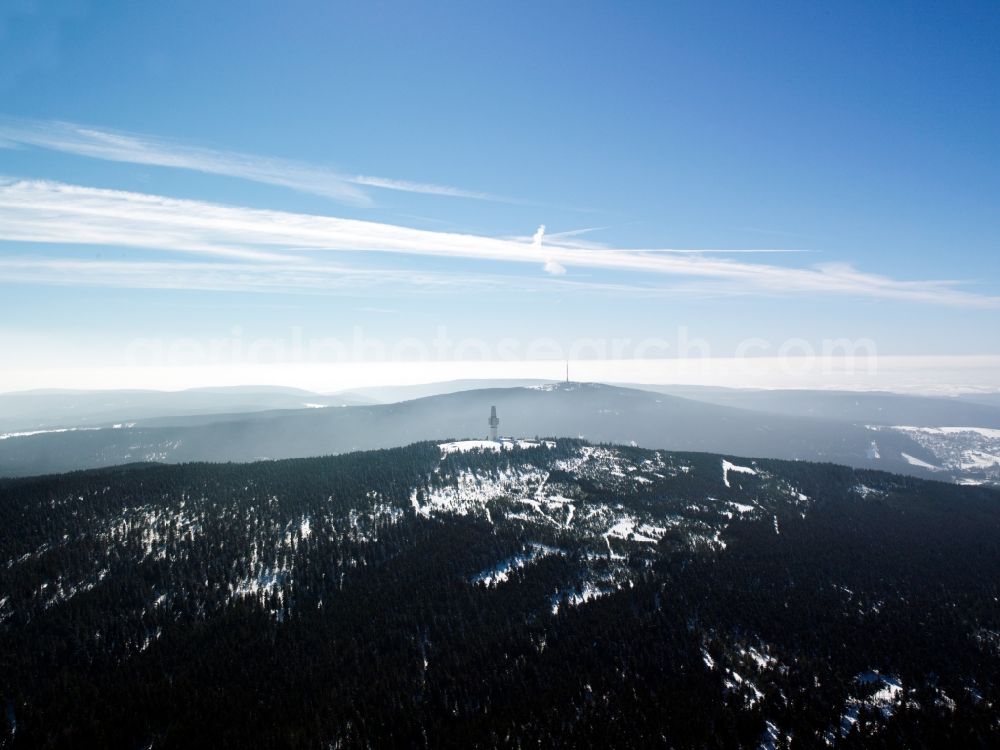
[{"left": 1, "top": 1, "right": 998, "bottom": 391}]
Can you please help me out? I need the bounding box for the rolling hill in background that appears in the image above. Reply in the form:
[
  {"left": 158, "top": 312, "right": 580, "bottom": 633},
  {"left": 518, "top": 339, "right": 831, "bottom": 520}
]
[
  {"left": 1, "top": 383, "right": 989, "bottom": 483},
  {"left": 333, "top": 378, "right": 554, "bottom": 404}
]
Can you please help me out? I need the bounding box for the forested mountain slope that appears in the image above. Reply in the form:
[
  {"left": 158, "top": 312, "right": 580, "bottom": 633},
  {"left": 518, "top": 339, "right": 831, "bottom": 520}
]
[{"left": 1, "top": 441, "right": 998, "bottom": 747}]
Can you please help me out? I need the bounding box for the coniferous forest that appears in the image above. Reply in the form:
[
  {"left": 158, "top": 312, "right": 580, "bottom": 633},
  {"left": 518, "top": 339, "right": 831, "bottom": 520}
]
[{"left": 1, "top": 439, "right": 999, "bottom": 748}]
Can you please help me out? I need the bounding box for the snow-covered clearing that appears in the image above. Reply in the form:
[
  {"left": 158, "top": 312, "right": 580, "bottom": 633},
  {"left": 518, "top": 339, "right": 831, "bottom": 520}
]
[
  {"left": 893, "top": 426, "right": 1000, "bottom": 439},
  {"left": 606, "top": 518, "right": 659, "bottom": 543},
  {"left": 438, "top": 439, "right": 544, "bottom": 454}
]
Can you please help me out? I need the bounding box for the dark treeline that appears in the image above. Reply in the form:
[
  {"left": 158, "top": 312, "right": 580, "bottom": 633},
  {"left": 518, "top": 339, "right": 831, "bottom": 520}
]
[{"left": 1, "top": 441, "right": 998, "bottom": 747}]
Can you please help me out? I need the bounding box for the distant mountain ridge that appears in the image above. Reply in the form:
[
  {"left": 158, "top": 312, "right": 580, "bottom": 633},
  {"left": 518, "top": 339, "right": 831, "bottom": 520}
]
[
  {"left": 0, "top": 382, "right": 966, "bottom": 481},
  {"left": 0, "top": 386, "right": 376, "bottom": 434}
]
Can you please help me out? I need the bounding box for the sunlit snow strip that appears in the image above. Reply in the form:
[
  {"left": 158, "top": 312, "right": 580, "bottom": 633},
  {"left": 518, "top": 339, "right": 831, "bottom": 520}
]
[
  {"left": 901, "top": 452, "right": 940, "bottom": 471},
  {"left": 471, "top": 543, "right": 561, "bottom": 586},
  {"left": 0, "top": 426, "right": 102, "bottom": 440},
  {"left": 551, "top": 582, "right": 612, "bottom": 614}
]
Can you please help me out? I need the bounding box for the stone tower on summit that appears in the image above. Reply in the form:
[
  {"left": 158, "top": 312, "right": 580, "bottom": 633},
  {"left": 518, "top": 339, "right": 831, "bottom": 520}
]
[{"left": 488, "top": 405, "right": 500, "bottom": 441}]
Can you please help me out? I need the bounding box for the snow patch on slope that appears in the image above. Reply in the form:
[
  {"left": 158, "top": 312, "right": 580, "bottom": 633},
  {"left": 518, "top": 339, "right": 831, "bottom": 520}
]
[
  {"left": 722, "top": 459, "right": 757, "bottom": 488},
  {"left": 838, "top": 671, "right": 904, "bottom": 737},
  {"left": 901, "top": 452, "right": 940, "bottom": 471},
  {"left": 472, "top": 543, "right": 560, "bottom": 586}
]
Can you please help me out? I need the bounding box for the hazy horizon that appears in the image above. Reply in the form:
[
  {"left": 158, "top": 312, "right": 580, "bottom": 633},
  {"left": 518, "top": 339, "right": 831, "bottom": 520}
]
[{"left": 4, "top": 355, "right": 1000, "bottom": 397}]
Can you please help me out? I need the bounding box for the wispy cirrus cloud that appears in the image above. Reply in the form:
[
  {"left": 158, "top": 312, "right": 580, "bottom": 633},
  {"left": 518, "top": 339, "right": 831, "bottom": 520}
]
[
  {"left": 0, "top": 257, "right": 469, "bottom": 295},
  {"left": 348, "top": 174, "right": 502, "bottom": 201},
  {"left": 0, "top": 116, "right": 510, "bottom": 205},
  {"left": 0, "top": 257, "right": 675, "bottom": 298},
  {"left": 0, "top": 177, "right": 997, "bottom": 308}
]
